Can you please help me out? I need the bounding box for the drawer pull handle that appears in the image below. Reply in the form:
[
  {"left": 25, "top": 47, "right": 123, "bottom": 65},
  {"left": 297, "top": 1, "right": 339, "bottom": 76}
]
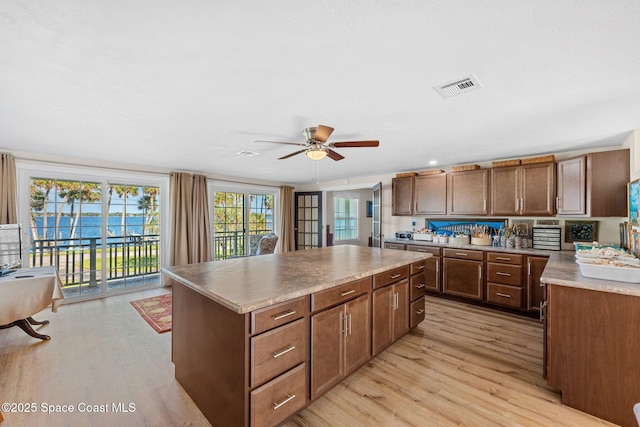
[
  {"left": 273, "top": 345, "right": 296, "bottom": 359},
  {"left": 496, "top": 257, "right": 512, "bottom": 261},
  {"left": 390, "top": 273, "right": 402, "bottom": 279},
  {"left": 455, "top": 252, "right": 468, "bottom": 256},
  {"left": 340, "top": 289, "right": 356, "bottom": 297},
  {"left": 416, "top": 309, "right": 425, "bottom": 315},
  {"left": 496, "top": 292, "right": 512, "bottom": 298},
  {"left": 496, "top": 272, "right": 512, "bottom": 277},
  {"left": 272, "top": 310, "right": 297, "bottom": 321},
  {"left": 416, "top": 249, "right": 428, "bottom": 252},
  {"left": 273, "top": 394, "right": 296, "bottom": 410},
  {"left": 416, "top": 265, "right": 425, "bottom": 270},
  {"left": 416, "top": 283, "right": 426, "bottom": 289}
]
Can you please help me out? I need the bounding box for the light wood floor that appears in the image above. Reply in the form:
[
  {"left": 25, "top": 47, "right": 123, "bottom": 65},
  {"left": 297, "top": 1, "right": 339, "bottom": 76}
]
[{"left": 0, "top": 291, "right": 616, "bottom": 427}]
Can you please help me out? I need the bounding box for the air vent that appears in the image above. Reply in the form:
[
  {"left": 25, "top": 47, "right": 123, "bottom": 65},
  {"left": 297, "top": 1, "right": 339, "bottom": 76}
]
[
  {"left": 236, "top": 150, "right": 259, "bottom": 157},
  {"left": 434, "top": 74, "right": 482, "bottom": 98}
]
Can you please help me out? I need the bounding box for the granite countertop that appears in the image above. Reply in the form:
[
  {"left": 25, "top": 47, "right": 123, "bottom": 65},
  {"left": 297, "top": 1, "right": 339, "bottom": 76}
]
[
  {"left": 541, "top": 251, "right": 640, "bottom": 297},
  {"left": 384, "top": 238, "right": 554, "bottom": 256},
  {"left": 162, "top": 245, "right": 431, "bottom": 314}
]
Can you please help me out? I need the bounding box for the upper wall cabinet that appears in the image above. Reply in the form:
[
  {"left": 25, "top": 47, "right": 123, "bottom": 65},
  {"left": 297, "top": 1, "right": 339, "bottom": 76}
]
[
  {"left": 392, "top": 176, "right": 414, "bottom": 216},
  {"left": 415, "top": 173, "right": 447, "bottom": 215},
  {"left": 392, "top": 174, "right": 447, "bottom": 216},
  {"left": 490, "top": 162, "right": 556, "bottom": 216},
  {"left": 556, "top": 149, "right": 629, "bottom": 217},
  {"left": 447, "top": 169, "right": 490, "bottom": 215}
]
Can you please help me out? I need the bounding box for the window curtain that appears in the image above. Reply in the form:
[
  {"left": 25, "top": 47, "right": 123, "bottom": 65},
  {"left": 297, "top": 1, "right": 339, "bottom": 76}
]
[
  {"left": 279, "top": 185, "right": 295, "bottom": 252},
  {"left": 0, "top": 152, "right": 18, "bottom": 224},
  {"left": 168, "top": 172, "right": 212, "bottom": 271}
]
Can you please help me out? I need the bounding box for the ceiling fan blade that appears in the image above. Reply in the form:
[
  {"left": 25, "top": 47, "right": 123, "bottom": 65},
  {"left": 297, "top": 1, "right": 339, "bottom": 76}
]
[
  {"left": 278, "top": 149, "right": 307, "bottom": 160},
  {"left": 329, "top": 140, "right": 380, "bottom": 148},
  {"left": 326, "top": 149, "right": 345, "bottom": 161},
  {"left": 255, "top": 140, "right": 307, "bottom": 147},
  {"left": 313, "top": 125, "right": 334, "bottom": 142}
]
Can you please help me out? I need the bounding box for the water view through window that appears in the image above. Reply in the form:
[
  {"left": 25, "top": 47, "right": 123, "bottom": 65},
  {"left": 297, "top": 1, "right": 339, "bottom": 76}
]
[{"left": 29, "top": 178, "right": 161, "bottom": 299}]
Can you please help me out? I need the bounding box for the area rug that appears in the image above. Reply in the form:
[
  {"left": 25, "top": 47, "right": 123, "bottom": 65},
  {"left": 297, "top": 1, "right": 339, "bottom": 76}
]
[{"left": 130, "top": 294, "right": 172, "bottom": 333}]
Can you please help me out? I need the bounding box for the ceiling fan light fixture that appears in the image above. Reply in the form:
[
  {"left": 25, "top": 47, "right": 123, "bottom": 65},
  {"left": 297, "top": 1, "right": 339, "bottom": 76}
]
[{"left": 306, "top": 147, "right": 327, "bottom": 160}]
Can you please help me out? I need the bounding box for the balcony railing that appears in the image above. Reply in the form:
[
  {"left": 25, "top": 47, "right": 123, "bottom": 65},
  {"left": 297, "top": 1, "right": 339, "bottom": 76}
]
[
  {"left": 213, "top": 229, "right": 272, "bottom": 260},
  {"left": 30, "top": 234, "right": 160, "bottom": 288}
]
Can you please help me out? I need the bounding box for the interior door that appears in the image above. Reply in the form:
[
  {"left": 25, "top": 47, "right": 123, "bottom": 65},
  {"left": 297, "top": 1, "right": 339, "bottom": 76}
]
[
  {"left": 371, "top": 182, "right": 382, "bottom": 248},
  {"left": 295, "top": 191, "right": 322, "bottom": 250}
]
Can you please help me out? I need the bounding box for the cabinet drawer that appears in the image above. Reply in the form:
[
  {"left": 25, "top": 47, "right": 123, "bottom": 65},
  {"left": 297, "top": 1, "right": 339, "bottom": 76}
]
[
  {"left": 410, "top": 297, "right": 425, "bottom": 328},
  {"left": 443, "top": 248, "right": 484, "bottom": 261},
  {"left": 410, "top": 259, "right": 427, "bottom": 275},
  {"left": 487, "top": 283, "right": 522, "bottom": 309},
  {"left": 384, "top": 243, "right": 406, "bottom": 250},
  {"left": 487, "top": 263, "right": 522, "bottom": 286},
  {"left": 311, "top": 277, "right": 371, "bottom": 312},
  {"left": 406, "top": 245, "right": 440, "bottom": 256},
  {"left": 487, "top": 252, "right": 523, "bottom": 265},
  {"left": 251, "top": 318, "right": 307, "bottom": 388},
  {"left": 410, "top": 273, "right": 426, "bottom": 300},
  {"left": 373, "top": 265, "right": 410, "bottom": 289},
  {"left": 251, "top": 296, "right": 309, "bottom": 335},
  {"left": 250, "top": 363, "right": 307, "bottom": 427}
]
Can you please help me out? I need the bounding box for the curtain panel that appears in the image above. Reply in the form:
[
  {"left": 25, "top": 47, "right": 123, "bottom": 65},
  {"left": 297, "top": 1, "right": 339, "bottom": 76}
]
[
  {"left": 168, "top": 172, "right": 212, "bottom": 271},
  {"left": 0, "top": 152, "right": 18, "bottom": 224},
  {"left": 279, "top": 185, "right": 295, "bottom": 252}
]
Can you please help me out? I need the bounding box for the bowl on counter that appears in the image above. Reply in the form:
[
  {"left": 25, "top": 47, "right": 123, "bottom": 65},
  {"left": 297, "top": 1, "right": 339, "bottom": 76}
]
[
  {"left": 471, "top": 236, "right": 492, "bottom": 246},
  {"left": 449, "top": 235, "right": 470, "bottom": 246}
]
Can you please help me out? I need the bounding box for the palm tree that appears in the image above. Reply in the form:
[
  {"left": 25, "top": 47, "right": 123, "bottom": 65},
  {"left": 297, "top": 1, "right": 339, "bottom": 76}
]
[{"left": 138, "top": 195, "right": 152, "bottom": 236}]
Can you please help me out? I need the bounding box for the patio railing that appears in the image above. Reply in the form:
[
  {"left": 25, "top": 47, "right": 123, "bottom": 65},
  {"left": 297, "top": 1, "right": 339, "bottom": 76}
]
[
  {"left": 213, "top": 229, "right": 272, "bottom": 260},
  {"left": 30, "top": 234, "right": 160, "bottom": 287}
]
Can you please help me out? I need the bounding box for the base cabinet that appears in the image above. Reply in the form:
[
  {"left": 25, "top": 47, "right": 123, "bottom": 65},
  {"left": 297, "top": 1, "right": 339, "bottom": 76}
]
[
  {"left": 372, "top": 279, "right": 410, "bottom": 356},
  {"left": 546, "top": 284, "right": 640, "bottom": 427},
  {"left": 310, "top": 293, "right": 370, "bottom": 400},
  {"left": 442, "top": 249, "right": 484, "bottom": 300}
]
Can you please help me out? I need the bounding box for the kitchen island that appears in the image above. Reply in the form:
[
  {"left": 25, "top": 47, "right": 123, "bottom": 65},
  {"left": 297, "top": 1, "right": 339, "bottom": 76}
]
[
  {"left": 162, "top": 245, "right": 430, "bottom": 427},
  {"left": 541, "top": 251, "right": 640, "bottom": 427}
]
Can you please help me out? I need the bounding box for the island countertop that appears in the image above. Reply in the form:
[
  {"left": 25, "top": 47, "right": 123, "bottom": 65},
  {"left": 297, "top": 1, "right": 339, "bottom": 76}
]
[
  {"left": 541, "top": 250, "right": 640, "bottom": 297},
  {"left": 162, "top": 245, "right": 431, "bottom": 314}
]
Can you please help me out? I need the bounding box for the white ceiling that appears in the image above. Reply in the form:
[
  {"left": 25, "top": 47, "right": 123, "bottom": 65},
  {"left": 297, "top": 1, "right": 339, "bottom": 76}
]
[{"left": 1, "top": 1, "right": 640, "bottom": 185}]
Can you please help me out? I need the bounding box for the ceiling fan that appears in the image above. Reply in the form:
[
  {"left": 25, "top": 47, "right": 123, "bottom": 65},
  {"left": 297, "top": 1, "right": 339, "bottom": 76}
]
[{"left": 255, "top": 125, "right": 379, "bottom": 161}]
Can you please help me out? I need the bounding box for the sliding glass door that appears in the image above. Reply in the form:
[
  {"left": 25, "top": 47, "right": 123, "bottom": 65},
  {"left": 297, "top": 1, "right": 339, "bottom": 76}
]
[{"left": 25, "top": 174, "right": 163, "bottom": 301}]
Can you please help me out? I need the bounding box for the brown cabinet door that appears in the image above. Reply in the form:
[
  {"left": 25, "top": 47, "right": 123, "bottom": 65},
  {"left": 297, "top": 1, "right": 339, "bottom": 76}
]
[
  {"left": 556, "top": 156, "right": 586, "bottom": 215},
  {"left": 372, "top": 285, "right": 393, "bottom": 355},
  {"left": 392, "top": 177, "right": 414, "bottom": 215},
  {"left": 526, "top": 256, "right": 548, "bottom": 312},
  {"left": 424, "top": 256, "right": 440, "bottom": 292},
  {"left": 520, "top": 162, "right": 555, "bottom": 215},
  {"left": 310, "top": 304, "right": 344, "bottom": 399},
  {"left": 447, "top": 169, "right": 490, "bottom": 215},
  {"left": 344, "top": 294, "right": 370, "bottom": 375},
  {"left": 442, "top": 257, "right": 483, "bottom": 300},
  {"left": 393, "top": 280, "right": 410, "bottom": 340},
  {"left": 490, "top": 166, "right": 519, "bottom": 215},
  {"left": 415, "top": 173, "right": 447, "bottom": 215}
]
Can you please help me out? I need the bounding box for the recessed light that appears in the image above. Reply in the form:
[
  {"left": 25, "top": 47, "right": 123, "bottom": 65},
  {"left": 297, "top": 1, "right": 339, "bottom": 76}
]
[
  {"left": 236, "top": 150, "right": 259, "bottom": 157},
  {"left": 429, "top": 160, "right": 438, "bottom": 165}
]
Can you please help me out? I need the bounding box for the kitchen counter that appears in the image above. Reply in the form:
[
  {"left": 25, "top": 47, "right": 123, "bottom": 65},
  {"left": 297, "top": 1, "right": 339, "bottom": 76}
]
[
  {"left": 162, "top": 244, "right": 430, "bottom": 314},
  {"left": 384, "top": 237, "right": 555, "bottom": 256},
  {"left": 541, "top": 250, "right": 640, "bottom": 297},
  {"left": 385, "top": 238, "right": 640, "bottom": 297}
]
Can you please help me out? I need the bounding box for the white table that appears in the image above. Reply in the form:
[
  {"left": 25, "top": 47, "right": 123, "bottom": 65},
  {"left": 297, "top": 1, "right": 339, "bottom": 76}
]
[{"left": 0, "top": 266, "right": 64, "bottom": 340}]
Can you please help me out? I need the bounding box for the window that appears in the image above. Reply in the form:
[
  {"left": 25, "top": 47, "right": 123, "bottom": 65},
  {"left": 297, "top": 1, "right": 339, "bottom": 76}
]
[
  {"left": 334, "top": 193, "right": 359, "bottom": 241},
  {"left": 210, "top": 183, "right": 278, "bottom": 260},
  {"left": 18, "top": 162, "right": 167, "bottom": 301}
]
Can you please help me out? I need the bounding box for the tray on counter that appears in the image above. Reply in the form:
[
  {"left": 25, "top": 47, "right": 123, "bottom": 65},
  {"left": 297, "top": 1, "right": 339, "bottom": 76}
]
[{"left": 576, "top": 260, "right": 640, "bottom": 283}]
